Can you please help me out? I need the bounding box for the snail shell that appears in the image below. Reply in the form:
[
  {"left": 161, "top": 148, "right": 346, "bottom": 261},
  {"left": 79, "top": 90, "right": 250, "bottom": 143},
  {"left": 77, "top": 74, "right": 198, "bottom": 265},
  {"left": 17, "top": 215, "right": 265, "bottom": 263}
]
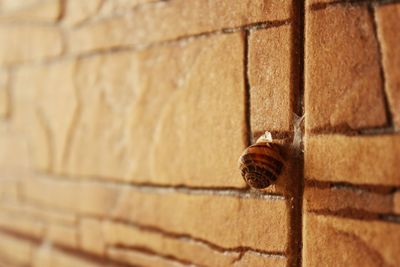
[{"left": 238, "top": 136, "right": 285, "bottom": 189}]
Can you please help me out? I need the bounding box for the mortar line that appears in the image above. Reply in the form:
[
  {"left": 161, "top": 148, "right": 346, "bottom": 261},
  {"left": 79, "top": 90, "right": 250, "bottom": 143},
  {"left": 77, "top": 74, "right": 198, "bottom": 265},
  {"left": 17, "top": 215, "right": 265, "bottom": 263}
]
[{"left": 243, "top": 30, "right": 252, "bottom": 147}]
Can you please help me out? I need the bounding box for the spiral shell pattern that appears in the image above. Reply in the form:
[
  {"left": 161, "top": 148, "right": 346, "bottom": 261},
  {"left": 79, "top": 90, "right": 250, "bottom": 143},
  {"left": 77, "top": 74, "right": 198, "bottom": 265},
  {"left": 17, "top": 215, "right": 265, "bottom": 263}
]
[{"left": 238, "top": 141, "right": 285, "bottom": 189}]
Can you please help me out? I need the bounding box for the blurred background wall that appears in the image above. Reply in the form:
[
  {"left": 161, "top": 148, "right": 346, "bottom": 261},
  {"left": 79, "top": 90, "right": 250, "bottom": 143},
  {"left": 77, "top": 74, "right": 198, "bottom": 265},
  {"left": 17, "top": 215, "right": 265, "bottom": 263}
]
[{"left": 0, "top": 0, "right": 399, "bottom": 266}]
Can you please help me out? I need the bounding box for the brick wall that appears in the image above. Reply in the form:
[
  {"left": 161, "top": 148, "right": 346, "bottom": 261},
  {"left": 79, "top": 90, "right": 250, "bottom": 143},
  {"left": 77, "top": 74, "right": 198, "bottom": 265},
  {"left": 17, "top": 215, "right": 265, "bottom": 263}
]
[{"left": 0, "top": 0, "right": 398, "bottom": 266}]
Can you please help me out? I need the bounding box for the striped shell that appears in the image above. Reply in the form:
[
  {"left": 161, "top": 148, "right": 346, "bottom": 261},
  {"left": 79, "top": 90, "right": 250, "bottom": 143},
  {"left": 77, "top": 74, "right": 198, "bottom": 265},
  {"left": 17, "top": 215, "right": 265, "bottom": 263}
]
[{"left": 238, "top": 141, "right": 285, "bottom": 189}]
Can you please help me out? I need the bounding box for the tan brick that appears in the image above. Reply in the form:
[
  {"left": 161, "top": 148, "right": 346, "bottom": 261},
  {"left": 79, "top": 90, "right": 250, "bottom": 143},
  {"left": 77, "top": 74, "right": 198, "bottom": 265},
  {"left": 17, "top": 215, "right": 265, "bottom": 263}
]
[
  {"left": 63, "top": 0, "right": 102, "bottom": 26},
  {"left": 107, "top": 247, "right": 188, "bottom": 267},
  {"left": 103, "top": 220, "right": 240, "bottom": 266},
  {"left": 66, "top": 33, "right": 246, "bottom": 187},
  {"left": 375, "top": 4, "right": 400, "bottom": 129},
  {"left": 0, "top": 0, "right": 60, "bottom": 22},
  {"left": 0, "top": 210, "right": 44, "bottom": 238},
  {"left": 0, "top": 179, "right": 18, "bottom": 200},
  {"left": 22, "top": 177, "right": 120, "bottom": 216},
  {"left": 23, "top": 177, "right": 289, "bottom": 252},
  {"left": 79, "top": 218, "right": 104, "bottom": 254},
  {"left": 233, "top": 252, "right": 286, "bottom": 267},
  {"left": 0, "top": 129, "right": 31, "bottom": 176},
  {"left": 113, "top": 191, "right": 288, "bottom": 252},
  {"left": 0, "top": 69, "right": 9, "bottom": 118},
  {"left": 394, "top": 192, "right": 400, "bottom": 214},
  {"left": 305, "top": 134, "right": 400, "bottom": 186},
  {"left": 303, "top": 213, "right": 400, "bottom": 266},
  {"left": 46, "top": 223, "right": 78, "bottom": 248},
  {"left": 304, "top": 186, "right": 394, "bottom": 214},
  {"left": 0, "top": 201, "right": 76, "bottom": 225},
  {"left": 0, "top": 25, "right": 63, "bottom": 66},
  {"left": 68, "top": 0, "right": 292, "bottom": 53},
  {"left": 305, "top": 5, "right": 387, "bottom": 132},
  {"left": 99, "top": 0, "right": 159, "bottom": 16},
  {"left": 249, "top": 24, "right": 293, "bottom": 134},
  {"left": 34, "top": 246, "right": 101, "bottom": 267},
  {"left": 13, "top": 61, "right": 77, "bottom": 172},
  {"left": 0, "top": 231, "right": 34, "bottom": 266}
]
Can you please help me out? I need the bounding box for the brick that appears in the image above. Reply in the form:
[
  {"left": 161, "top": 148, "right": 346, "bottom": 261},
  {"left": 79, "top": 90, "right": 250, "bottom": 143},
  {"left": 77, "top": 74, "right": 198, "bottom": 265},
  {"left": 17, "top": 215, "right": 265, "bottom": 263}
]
[
  {"left": 375, "top": 4, "right": 400, "bottom": 129},
  {"left": 33, "top": 246, "right": 101, "bottom": 267},
  {"left": 68, "top": 0, "right": 292, "bottom": 53},
  {"left": 46, "top": 223, "right": 78, "bottom": 248},
  {"left": 305, "top": 134, "right": 400, "bottom": 186},
  {"left": 99, "top": 0, "right": 157, "bottom": 16},
  {"left": 0, "top": 179, "right": 18, "bottom": 200},
  {"left": 0, "top": 69, "right": 9, "bottom": 118},
  {"left": 79, "top": 218, "right": 104, "bottom": 254},
  {"left": 304, "top": 185, "right": 394, "bottom": 214},
  {"left": 394, "top": 192, "right": 400, "bottom": 214},
  {"left": 305, "top": 5, "right": 387, "bottom": 132},
  {"left": 249, "top": 24, "right": 293, "bottom": 134},
  {"left": 0, "top": 231, "right": 34, "bottom": 266},
  {"left": 233, "top": 252, "right": 286, "bottom": 267},
  {"left": 113, "top": 191, "right": 288, "bottom": 252},
  {"left": 303, "top": 214, "right": 400, "bottom": 266},
  {"left": 22, "top": 177, "right": 289, "bottom": 252},
  {"left": 66, "top": 33, "right": 247, "bottom": 187},
  {"left": 103, "top": 220, "right": 240, "bottom": 266},
  {"left": 0, "top": 0, "right": 61, "bottom": 22},
  {"left": 63, "top": 0, "right": 102, "bottom": 26},
  {"left": 0, "top": 201, "right": 76, "bottom": 225},
  {"left": 0, "top": 210, "right": 44, "bottom": 238},
  {"left": 107, "top": 248, "right": 188, "bottom": 267},
  {"left": 22, "top": 177, "right": 120, "bottom": 216},
  {"left": 13, "top": 62, "right": 77, "bottom": 172},
  {"left": 0, "top": 129, "right": 31, "bottom": 176},
  {"left": 0, "top": 25, "right": 63, "bottom": 66}
]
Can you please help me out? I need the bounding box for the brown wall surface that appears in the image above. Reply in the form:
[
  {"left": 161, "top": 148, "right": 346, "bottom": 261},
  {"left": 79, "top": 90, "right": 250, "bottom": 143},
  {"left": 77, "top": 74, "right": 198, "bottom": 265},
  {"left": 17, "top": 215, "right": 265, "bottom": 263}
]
[{"left": 0, "top": 0, "right": 399, "bottom": 266}]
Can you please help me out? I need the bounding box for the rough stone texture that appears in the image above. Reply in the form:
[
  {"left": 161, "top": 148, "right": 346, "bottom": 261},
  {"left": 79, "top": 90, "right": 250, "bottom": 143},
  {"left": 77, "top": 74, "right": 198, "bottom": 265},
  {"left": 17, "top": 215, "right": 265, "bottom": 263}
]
[
  {"left": 79, "top": 218, "right": 105, "bottom": 254},
  {"left": 22, "top": 176, "right": 289, "bottom": 252},
  {"left": 305, "top": 5, "right": 387, "bottom": 132},
  {"left": 103, "top": 220, "right": 241, "bottom": 266},
  {"left": 0, "top": 231, "right": 34, "bottom": 266},
  {"left": 68, "top": 0, "right": 292, "bottom": 53},
  {"left": 249, "top": 24, "right": 293, "bottom": 135},
  {"left": 305, "top": 134, "right": 400, "bottom": 186},
  {"left": 233, "top": 252, "right": 286, "bottom": 267},
  {"left": 0, "top": 69, "right": 9, "bottom": 118},
  {"left": 63, "top": 0, "right": 102, "bottom": 26},
  {"left": 375, "top": 4, "right": 400, "bottom": 129},
  {"left": 46, "top": 223, "right": 78, "bottom": 248},
  {"left": 0, "top": 0, "right": 61, "bottom": 22},
  {"left": 394, "top": 192, "right": 400, "bottom": 214},
  {"left": 303, "top": 214, "right": 400, "bottom": 267},
  {"left": 63, "top": 33, "right": 246, "bottom": 187},
  {"left": 107, "top": 248, "right": 187, "bottom": 267},
  {"left": 304, "top": 185, "right": 394, "bottom": 214},
  {"left": 13, "top": 62, "right": 77, "bottom": 172},
  {"left": 0, "top": 25, "right": 63, "bottom": 66},
  {"left": 33, "top": 247, "right": 102, "bottom": 267}
]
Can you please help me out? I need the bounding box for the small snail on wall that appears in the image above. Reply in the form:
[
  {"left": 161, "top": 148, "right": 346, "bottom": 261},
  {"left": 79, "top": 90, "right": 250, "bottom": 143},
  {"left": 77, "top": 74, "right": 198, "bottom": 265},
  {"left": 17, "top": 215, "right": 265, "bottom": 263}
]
[{"left": 238, "top": 132, "right": 286, "bottom": 189}]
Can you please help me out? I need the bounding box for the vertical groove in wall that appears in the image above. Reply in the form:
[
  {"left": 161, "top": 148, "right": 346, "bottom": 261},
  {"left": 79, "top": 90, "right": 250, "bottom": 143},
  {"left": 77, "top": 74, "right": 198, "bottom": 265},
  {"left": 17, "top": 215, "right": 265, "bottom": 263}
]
[
  {"left": 243, "top": 30, "right": 252, "bottom": 147},
  {"left": 369, "top": 4, "right": 394, "bottom": 130},
  {"left": 287, "top": 0, "right": 306, "bottom": 266}
]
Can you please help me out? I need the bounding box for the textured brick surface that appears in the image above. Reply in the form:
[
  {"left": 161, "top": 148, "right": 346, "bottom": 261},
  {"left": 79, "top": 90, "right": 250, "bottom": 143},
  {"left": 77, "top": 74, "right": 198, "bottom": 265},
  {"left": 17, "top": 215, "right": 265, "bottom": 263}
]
[
  {"left": 0, "top": 70, "right": 9, "bottom": 118},
  {"left": 249, "top": 24, "right": 293, "bottom": 135},
  {"left": 305, "top": 134, "right": 400, "bottom": 185},
  {"left": 0, "top": 25, "right": 63, "bottom": 66},
  {"left": 0, "top": 231, "right": 34, "bottom": 266},
  {"left": 64, "top": 0, "right": 102, "bottom": 26},
  {"left": 303, "top": 214, "right": 400, "bottom": 266},
  {"left": 375, "top": 3, "right": 400, "bottom": 128},
  {"left": 68, "top": 0, "right": 292, "bottom": 53},
  {"left": 22, "top": 177, "right": 289, "bottom": 252},
  {"left": 63, "top": 33, "right": 246, "bottom": 187},
  {"left": 305, "top": 5, "right": 387, "bottom": 132},
  {"left": 0, "top": 0, "right": 60, "bottom": 22}
]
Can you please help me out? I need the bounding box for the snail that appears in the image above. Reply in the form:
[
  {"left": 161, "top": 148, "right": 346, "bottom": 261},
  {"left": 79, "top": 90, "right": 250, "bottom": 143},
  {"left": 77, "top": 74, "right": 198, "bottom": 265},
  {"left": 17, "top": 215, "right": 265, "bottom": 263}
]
[{"left": 238, "top": 132, "right": 285, "bottom": 189}]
